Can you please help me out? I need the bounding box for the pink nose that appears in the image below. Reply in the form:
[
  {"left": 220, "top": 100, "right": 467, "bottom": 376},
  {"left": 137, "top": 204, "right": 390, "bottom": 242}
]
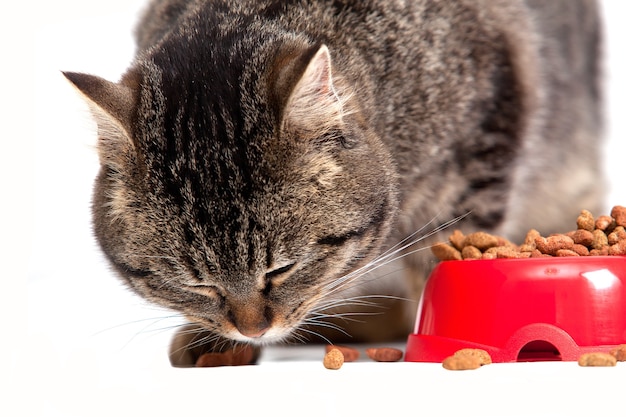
[
  {"left": 239, "top": 326, "right": 269, "bottom": 338},
  {"left": 234, "top": 316, "right": 270, "bottom": 338},
  {"left": 229, "top": 305, "right": 272, "bottom": 338}
]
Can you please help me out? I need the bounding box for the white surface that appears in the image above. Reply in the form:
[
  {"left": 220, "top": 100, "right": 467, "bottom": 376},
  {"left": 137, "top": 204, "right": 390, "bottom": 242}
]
[{"left": 11, "top": 1, "right": 626, "bottom": 416}]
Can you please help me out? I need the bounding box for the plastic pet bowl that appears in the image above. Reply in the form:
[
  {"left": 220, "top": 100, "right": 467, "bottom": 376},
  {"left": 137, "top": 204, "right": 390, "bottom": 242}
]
[{"left": 405, "top": 256, "right": 626, "bottom": 362}]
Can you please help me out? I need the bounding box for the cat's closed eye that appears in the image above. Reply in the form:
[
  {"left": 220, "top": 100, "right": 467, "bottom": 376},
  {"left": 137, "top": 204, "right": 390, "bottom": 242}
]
[
  {"left": 266, "top": 263, "right": 296, "bottom": 281},
  {"left": 264, "top": 263, "right": 296, "bottom": 291},
  {"left": 185, "top": 284, "right": 224, "bottom": 301}
]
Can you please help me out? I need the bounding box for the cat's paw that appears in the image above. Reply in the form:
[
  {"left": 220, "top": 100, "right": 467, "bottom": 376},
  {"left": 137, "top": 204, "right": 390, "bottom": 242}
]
[{"left": 168, "top": 323, "right": 261, "bottom": 367}]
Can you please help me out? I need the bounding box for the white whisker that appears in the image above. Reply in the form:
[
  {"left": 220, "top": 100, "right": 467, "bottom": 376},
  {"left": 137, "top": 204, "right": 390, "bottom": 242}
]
[
  {"left": 322, "top": 212, "right": 471, "bottom": 296},
  {"left": 295, "top": 325, "right": 345, "bottom": 343}
]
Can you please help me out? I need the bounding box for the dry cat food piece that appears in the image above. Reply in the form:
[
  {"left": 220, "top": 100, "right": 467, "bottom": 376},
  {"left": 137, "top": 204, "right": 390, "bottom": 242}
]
[
  {"left": 612, "top": 205, "right": 626, "bottom": 227},
  {"left": 577, "top": 352, "right": 617, "bottom": 367},
  {"left": 609, "top": 344, "right": 626, "bottom": 361},
  {"left": 323, "top": 348, "right": 344, "bottom": 370},
  {"left": 195, "top": 345, "right": 258, "bottom": 367},
  {"left": 432, "top": 205, "right": 626, "bottom": 260},
  {"left": 442, "top": 348, "right": 492, "bottom": 370},
  {"left": 442, "top": 356, "right": 481, "bottom": 370},
  {"left": 325, "top": 345, "right": 360, "bottom": 362},
  {"left": 595, "top": 215, "right": 615, "bottom": 231},
  {"left": 431, "top": 242, "right": 462, "bottom": 261},
  {"left": 365, "top": 347, "right": 404, "bottom": 362},
  {"left": 577, "top": 209, "right": 596, "bottom": 231},
  {"left": 463, "top": 231, "right": 500, "bottom": 251},
  {"left": 534, "top": 235, "right": 574, "bottom": 256},
  {"left": 454, "top": 348, "right": 492, "bottom": 365}
]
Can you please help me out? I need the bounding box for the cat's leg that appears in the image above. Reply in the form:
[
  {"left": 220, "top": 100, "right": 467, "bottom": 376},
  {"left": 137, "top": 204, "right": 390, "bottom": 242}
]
[
  {"left": 168, "top": 324, "right": 208, "bottom": 366},
  {"left": 168, "top": 323, "right": 261, "bottom": 367}
]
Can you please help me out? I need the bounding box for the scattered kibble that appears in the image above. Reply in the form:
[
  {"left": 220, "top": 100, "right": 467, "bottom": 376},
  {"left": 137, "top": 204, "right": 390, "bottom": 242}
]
[
  {"left": 325, "top": 345, "right": 360, "bottom": 362},
  {"left": 195, "top": 345, "right": 258, "bottom": 367},
  {"left": 610, "top": 344, "right": 626, "bottom": 361},
  {"left": 323, "top": 348, "right": 344, "bottom": 370},
  {"left": 365, "top": 347, "right": 404, "bottom": 362},
  {"left": 578, "top": 352, "right": 617, "bottom": 367},
  {"left": 442, "top": 348, "right": 492, "bottom": 370}
]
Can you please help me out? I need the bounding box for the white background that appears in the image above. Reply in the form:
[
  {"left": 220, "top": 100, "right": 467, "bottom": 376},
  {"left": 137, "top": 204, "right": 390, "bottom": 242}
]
[{"left": 5, "top": 1, "right": 626, "bottom": 416}]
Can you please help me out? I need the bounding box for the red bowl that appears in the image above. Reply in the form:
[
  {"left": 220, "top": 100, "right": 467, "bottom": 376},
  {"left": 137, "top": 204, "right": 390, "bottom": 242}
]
[{"left": 405, "top": 256, "right": 626, "bottom": 362}]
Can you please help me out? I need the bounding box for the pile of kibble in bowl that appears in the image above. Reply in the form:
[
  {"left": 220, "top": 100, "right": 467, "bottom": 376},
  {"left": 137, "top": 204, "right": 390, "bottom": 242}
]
[{"left": 431, "top": 205, "right": 626, "bottom": 261}]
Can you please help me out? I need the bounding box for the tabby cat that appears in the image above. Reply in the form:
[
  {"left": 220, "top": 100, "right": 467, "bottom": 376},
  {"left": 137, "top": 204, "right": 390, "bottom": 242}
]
[{"left": 64, "top": 0, "right": 604, "bottom": 366}]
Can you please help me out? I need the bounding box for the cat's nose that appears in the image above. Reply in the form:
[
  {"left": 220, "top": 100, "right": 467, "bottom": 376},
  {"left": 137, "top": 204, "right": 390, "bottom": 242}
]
[
  {"left": 236, "top": 318, "right": 270, "bottom": 338},
  {"left": 229, "top": 306, "right": 272, "bottom": 338},
  {"left": 239, "top": 325, "right": 269, "bottom": 338}
]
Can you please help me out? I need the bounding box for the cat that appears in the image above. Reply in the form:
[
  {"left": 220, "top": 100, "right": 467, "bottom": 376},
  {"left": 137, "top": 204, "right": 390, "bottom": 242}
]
[{"left": 64, "top": 0, "right": 604, "bottom": 366}]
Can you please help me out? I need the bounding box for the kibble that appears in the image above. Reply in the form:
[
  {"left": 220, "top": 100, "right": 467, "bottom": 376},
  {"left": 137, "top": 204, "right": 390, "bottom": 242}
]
[
  {"left": 454, "top": 348, "right": 492, "bottom": 365},
  {"left": 568, "top": 229, "right": 594, "bottom": 246},
  {"left": 610, "top": 344, "right": 626, "bottom": 361},
  {"left": 578, "top": 352, "right": 617, "bottom": 367},
  {"left": 608, "top": 226, "right": 626, "bottom": 245},
  {"left": 442, "top": 355, "right": 481, "bottom": 370},
  {"left": 195, "top": 345, "right": 258, "bottom": 367},
  {"left": 431, "top": 206, "right": 626, "bottom": 261},
  {"left": 595, "top": 215, "right": 615, "bottom": 232},
  {"left": 577, "top": 209, "right": 596, "bottom": 231},
  {"left": 442, "top": 348, "right": 492, "bottom": 370},
  {"left": 325, "top": 345, "right": 360, "bottom": 362},
  {"left": 463, "top": 232, "right": 499, "bottom": 251},
  {"left": 449, "top": 229, "right": 466, "bottom": 250},
  {"left": 365, "top": 347, "right": 404, "bottom": 362},
  {"left": 323, "top": 348, "right": 344, "bottom": 370},
  {"left": 611, "top": 205, "right": 626, "bottom": 227},
  {"left": 431, "top": 242, "right": 462, "bottom": 261},
  {"left": 461, "top": 245, "right": 483, "bottom": 260},
  {"left": 609, "top": 239, "right": 626, "bottom": 255}
]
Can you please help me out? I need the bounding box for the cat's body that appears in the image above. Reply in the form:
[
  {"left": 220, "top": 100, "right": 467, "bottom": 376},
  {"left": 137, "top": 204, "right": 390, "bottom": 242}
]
[{"left": 65, "top": 0, "right": 604, "bottom": 366}]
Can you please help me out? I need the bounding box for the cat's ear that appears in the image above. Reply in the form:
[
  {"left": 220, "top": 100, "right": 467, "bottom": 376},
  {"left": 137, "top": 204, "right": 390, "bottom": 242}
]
[
  {"left": 280, "top": 45, "right": 348, "bottom": 135},
  {"left": 63, "top": 71, "right": 136, "bottom": 167}
]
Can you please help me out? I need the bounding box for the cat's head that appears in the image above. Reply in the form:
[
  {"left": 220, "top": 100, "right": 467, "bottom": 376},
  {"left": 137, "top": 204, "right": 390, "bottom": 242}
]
[{"left": 65, "top": 40, "right": 398, "bottom": 344}]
